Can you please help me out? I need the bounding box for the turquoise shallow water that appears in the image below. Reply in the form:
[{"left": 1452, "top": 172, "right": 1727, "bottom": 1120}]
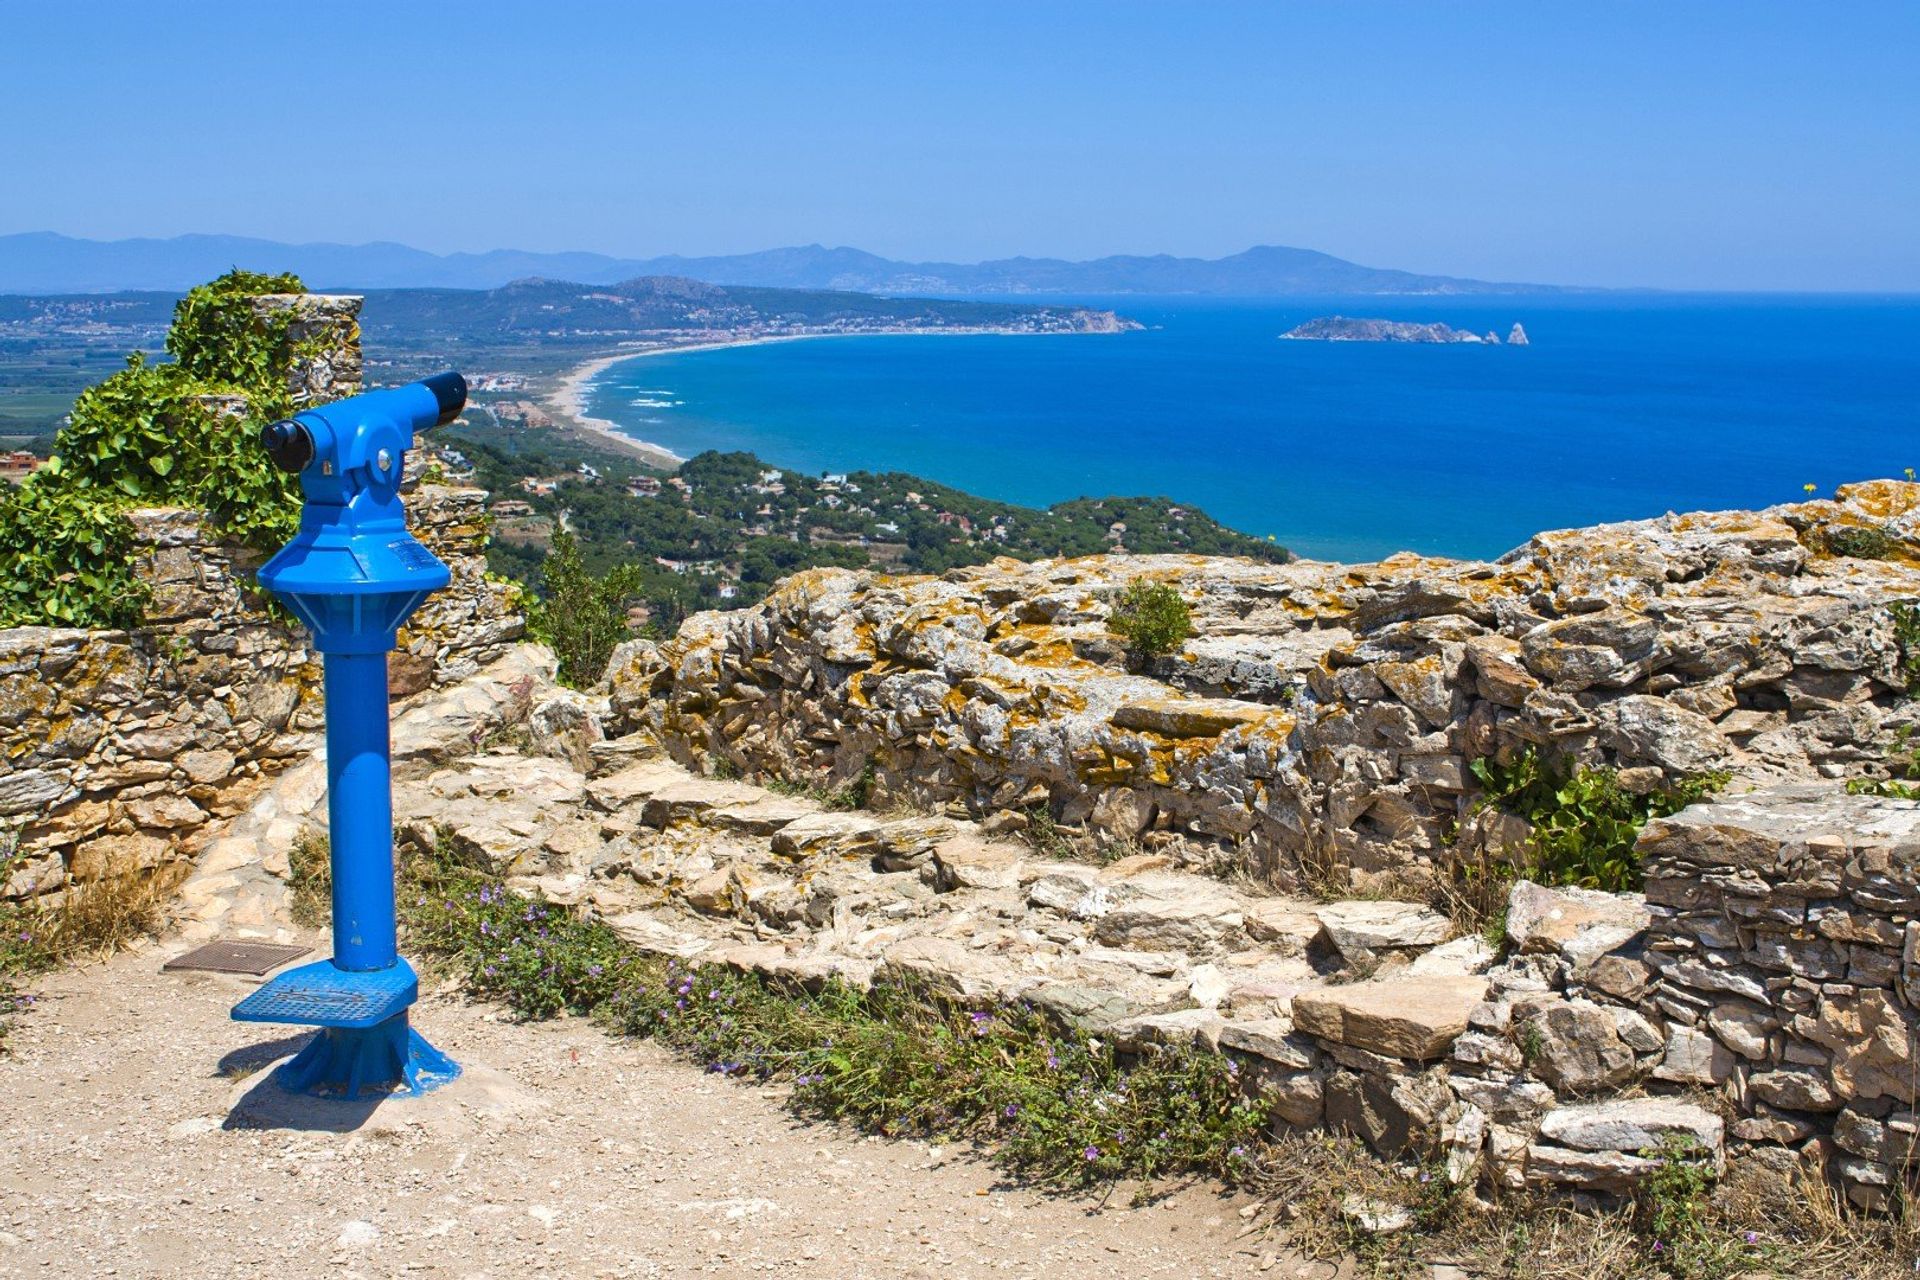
[{"left": 585, "top": 294, "right": 1920, "bottom": 562}]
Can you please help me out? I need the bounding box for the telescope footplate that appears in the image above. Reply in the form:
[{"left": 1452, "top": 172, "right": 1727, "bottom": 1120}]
[{"left": 231, "top": 958, "right": 418, "bottom": 1029}]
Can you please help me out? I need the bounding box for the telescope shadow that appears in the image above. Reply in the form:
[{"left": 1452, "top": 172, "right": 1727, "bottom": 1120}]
[
  {"left": 216, "top": 1032, "right": 312, "bottom": 1079},
  {"left": 218, "top": 1032, "right": 389, "bottom": 1133}
]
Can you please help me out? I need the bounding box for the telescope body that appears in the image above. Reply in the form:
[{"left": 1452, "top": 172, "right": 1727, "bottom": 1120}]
[{"left": 229, "top": 372, "right": 467, "bottom": 1098}]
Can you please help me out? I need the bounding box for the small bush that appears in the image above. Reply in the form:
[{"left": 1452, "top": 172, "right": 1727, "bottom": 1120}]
[
  {"left": 0, "top": 847, "right": 182, "bottom": 1050},
  {"left": 764, "top": 760, "right": 876, "bottom": 811},
  {"left": 49, "top": 866, "right": 184, "bottom": 957},
  {"left": 1821, "top": 524, "right": 1898, "bottom": 560},
  {"left": 1892, "top": 602, "right": 1920, "bottom": 697},
  {"left": 1637, "top": 1134, "right": 1724, "bottom": 1273},
  {"left": 1847, "top": 723, "right": 1920, "bottom": 799},
  {"left": 1469, "top": 747, "right": 1726, "bottom": 892},
  {"left": 1104, "top": 578, "right": 1193, "bottom": 661},
  {"left": 533, "top": 530, "right": 647, "bottom": 688},
  {"left": 287, "top": 828, "right": 331, "bottom": 929},
  {"left": 1023, "top": 804, "right": 1075, "bottom": 859}
]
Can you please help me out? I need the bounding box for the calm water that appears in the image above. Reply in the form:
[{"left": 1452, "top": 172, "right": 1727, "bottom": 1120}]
[{"left": 586, "top": 295, "right": 1920, "bottom": 562}]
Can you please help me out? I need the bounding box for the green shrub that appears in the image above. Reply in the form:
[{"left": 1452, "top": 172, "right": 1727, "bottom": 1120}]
[
  {"left": 1105, "top": 578, "right": 1193, "bottom": 661},
  {"left": 1847, "top": 723, "right": 1920, "bottom": 798},
  {"left": 0, "top": 461, "right": 149, "bottom": 627},
  {"left": 0, "top": 270, "right": 319, "bottom": 629},
  {"left": 1892, "top": 602, "right": 1920, "bottom": 696},
  {"left": 286, "top": 829, "right": 332, "bottom": 929},
  {"left": 763, "top": 760, "right": 875, "bottom": 811},
  {"left": 167, "top": 269, "right": 311, "bottom": 394},
  {"left": 531, "top": 530, "right": 647, "bottom": 687},
  {"left": 1821, "top": 523, "right": 1898, "bottom": 560},
  {"left": 1470, "top": 747, "right": 1726, "bottom": 892}
]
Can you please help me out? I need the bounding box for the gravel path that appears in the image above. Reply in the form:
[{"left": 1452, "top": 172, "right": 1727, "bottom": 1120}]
[{"left": 0, "top": 948, "right": 1339, "bottom": 1279}]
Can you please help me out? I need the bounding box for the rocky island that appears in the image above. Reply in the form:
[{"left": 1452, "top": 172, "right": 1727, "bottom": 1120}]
[{"left": 1283, "top": 315, "right": 1530, "bottom": 344}]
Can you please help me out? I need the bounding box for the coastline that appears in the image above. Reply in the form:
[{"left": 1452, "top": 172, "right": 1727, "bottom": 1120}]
[
  {"left": 544, "top": 327, "right": 1108, "bottom": 470},
  {"left": 545, "top": 347, "right": 689, "bottom": 469}
]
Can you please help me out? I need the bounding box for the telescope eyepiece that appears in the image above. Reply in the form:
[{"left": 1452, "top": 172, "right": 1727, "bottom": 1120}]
[
  {"left": 421, "top": 370, "right": 467, "bottom": 427},
  {"left": 261, "top": 419, "right": 315, "bottom": 473}
]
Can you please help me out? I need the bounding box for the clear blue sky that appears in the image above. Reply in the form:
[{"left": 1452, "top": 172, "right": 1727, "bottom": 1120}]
[{"left": 2, "top": 1, "right": 1915, "bottom": 290}]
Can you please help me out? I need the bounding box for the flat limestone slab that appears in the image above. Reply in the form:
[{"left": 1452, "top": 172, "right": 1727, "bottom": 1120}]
[
  {"left": 1110, "top": 696, "right": 1278, "bottom": 738},
  {"left": 584, "top": 761, "right": 691, "bottom": 812},
  {"left": 1291, "top": 973, "right": 1488, "bottom": 1060}
]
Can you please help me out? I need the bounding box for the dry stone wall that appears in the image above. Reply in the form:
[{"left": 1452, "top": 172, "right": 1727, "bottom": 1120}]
[
  {"left": 598, "top": 482, "right": 1920, "bottom": 1207},
  {"left": 610, "top": 481, "right": 1920, "bottom": 891},
  {"left": 1632, "top": 787, "right": 1920, "bottom": 1207},
  {"left": 0, "top": 486, "right": 523, "bottom": 902},
  {"left": 421, "top": 716, "right": 1918, "bottom": 1207}
]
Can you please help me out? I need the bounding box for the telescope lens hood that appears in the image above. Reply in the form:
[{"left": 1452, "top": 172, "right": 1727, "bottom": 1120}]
[
  {"left": 421, "top": 371, "right": 468, "bottom": 427},
  {"left": 260, "top": 419, "right": 315, "bottom": 473}
]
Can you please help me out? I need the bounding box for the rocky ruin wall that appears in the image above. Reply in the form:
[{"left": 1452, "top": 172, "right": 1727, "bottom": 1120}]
[{"left": 610, "top": 480, "right": 1920, "bottom": 892}]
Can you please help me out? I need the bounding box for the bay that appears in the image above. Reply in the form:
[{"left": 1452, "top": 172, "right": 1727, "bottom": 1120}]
[{"left": 584, "top": 294, "right": 1920, "bottom": 562}]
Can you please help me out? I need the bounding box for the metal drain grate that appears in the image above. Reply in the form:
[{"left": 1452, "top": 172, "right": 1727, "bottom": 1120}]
[{"left": 164, "top": 940, "right": 312, "bottom": 976}]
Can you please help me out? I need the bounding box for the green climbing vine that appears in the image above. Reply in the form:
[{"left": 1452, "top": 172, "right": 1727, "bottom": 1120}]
[
  {"left": 1469, "top": 746, "right": 1728, "bottom": 893},
  {"left": 0, "top": 270, "right": 324, "bottom": 628}
]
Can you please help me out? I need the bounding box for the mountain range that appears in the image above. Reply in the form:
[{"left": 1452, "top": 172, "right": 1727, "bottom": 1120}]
[{"left": 0, "top": 232, "right": 1572, "bottom": 296}]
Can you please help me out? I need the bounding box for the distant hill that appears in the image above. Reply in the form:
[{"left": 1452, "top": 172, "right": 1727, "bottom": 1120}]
[{"left": 0, "top": 232, "right": 1573, "bottom": 296}]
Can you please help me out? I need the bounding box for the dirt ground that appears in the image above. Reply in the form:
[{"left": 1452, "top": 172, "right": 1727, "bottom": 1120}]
[{"left": 0, "top": 947, "right": 1347, "bottom": 1280}]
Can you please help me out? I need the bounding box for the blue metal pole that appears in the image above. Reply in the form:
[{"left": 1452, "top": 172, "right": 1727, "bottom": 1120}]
[
  {"left": 229, "top": 371, "right": 470, "bottom": 1100},
  {"left": 324, "top": 652, "right": 397, "bottom": 971}
]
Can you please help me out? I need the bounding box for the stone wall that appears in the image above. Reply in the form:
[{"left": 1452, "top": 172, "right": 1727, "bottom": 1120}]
[
  {"left": 250, "top": 293, "right": 362, "bottom": 408},
  {"left": 0, "top": 487, "right": 523, "bottom": 902},
  {"left": 1633, "top": 787, "right": 1920, "bottom": 1207},
  {"left": 610, "top": 481, "right": 1920, "bottom": 892}
]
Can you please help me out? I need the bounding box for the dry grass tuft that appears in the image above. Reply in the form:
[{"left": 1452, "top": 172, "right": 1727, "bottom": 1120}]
[
  {"left": 1246, "top": 1129, "right": 1920, "bottom": 1279},
  {"left": 286, "top": 827, "right": 331, "bottom": 929},
  {"left": 45, "top": 862, "right": 188, "bottom": 959}
]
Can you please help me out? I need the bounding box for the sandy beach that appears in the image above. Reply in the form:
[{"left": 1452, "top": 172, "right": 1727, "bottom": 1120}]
[{"left": 544, "top": 346, "right": 689, "bottom": 469}]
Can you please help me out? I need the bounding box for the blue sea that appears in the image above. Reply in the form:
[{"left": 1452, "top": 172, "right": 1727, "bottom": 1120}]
[{"left": 585, "top": 295, "right": 1920, "bottom": 562}]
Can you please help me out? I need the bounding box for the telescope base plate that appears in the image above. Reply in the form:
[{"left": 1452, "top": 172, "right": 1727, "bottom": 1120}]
[{"left": 272, "top": 1013, "right": 461, "bottom": 1100}]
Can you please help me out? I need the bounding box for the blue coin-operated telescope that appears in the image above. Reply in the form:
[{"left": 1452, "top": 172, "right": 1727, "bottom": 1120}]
[{"left": 230, "top": 371, "right": 467, "bottom": 1098}]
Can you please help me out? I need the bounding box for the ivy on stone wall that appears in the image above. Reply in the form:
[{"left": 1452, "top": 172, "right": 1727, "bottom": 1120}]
[{"left": 0, "top": 270, "right": 314, "bottom": 628}]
